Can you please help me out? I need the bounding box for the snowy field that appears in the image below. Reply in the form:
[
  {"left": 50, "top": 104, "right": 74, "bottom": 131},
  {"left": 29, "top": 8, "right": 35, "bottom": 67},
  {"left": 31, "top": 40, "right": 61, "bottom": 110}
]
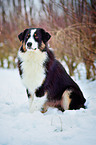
[{"left": 0, "top": 64, "right": 96, "bottom": 145}]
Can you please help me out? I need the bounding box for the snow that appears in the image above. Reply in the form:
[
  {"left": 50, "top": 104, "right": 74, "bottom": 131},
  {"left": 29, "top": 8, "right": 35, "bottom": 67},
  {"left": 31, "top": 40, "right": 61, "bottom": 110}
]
[{"left": 0, "top": 66, "right": 96, "bottom": 145}]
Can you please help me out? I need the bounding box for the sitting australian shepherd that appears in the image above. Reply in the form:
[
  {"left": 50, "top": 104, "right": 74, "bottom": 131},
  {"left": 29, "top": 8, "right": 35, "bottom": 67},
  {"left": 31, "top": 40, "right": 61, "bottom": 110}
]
[{"left": 18, "top": 28, "right": 86, "bottom": 113}]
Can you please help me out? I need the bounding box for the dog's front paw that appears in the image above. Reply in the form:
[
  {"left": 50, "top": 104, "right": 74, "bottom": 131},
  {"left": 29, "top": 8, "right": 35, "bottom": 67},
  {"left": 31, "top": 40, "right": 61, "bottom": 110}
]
[{"left": 35, "top": 87, "right": 44, "bottom": 97}]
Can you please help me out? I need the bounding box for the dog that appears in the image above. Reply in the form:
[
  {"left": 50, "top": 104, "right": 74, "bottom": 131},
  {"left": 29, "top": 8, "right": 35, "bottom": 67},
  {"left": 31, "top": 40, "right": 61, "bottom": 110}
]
[{"left": 18, "top": 28, "right": 86, "bottom": 113}]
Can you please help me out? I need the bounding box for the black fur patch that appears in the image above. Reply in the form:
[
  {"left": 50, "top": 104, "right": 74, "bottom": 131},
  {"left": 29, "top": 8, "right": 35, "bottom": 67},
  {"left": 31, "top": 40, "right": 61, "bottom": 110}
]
[
  {"left": 36, "top": 48, "right": 86, "bottom": 110},
  {"left": 18, "top": 58, "right": 23, "bottom": 78}
]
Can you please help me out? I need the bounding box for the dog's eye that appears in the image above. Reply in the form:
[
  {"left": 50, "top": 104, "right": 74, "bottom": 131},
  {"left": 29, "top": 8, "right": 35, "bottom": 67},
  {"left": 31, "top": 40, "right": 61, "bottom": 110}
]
[
  {"left": 26, "top": 34, "right": 30, "bottom": 39},
  {"left": 34, "top": 33, "right": 38, "bottom": 39}
]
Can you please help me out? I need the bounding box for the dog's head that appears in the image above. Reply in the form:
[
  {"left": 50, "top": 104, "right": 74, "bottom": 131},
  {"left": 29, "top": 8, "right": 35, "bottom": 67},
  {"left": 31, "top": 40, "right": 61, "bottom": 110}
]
[{"left": 18, "top": 28, "right": 51, "bottom": 51}]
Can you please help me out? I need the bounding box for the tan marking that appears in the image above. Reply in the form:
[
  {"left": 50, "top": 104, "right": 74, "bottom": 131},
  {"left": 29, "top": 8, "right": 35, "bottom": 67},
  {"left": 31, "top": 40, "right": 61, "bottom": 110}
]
[
  {"left": 40, "top": 42, "right": 45, "bottom": 51},
  {"left": 61, "top": 90, "right": 72, "bottom": 110},
  {"left": 22, "top": 43, "right": 27, "bottom": 52},
  {"left": 41, "top": 100, "right": 61, "bottom": 113},
  {"left": 23, "top": 46, "right": 27, "bottom": 52}
]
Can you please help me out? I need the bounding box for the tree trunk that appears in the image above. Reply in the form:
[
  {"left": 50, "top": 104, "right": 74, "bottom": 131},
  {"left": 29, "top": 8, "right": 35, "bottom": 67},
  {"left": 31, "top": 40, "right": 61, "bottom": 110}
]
[{"left": 90, "top": 0, "right": 96, "bottom": 23}]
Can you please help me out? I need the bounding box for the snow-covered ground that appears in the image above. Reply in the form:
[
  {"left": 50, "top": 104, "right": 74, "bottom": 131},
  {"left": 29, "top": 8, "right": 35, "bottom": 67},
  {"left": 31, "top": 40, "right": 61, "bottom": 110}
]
[{"left": 0, "top": 64, "right": 96, "bottom": 145}]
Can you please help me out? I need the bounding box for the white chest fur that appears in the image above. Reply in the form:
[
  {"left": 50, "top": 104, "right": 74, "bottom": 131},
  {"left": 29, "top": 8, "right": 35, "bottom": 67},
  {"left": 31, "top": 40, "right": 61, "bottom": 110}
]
[{"left": 18, "top": 49, "right": 47, "bottom": 95}]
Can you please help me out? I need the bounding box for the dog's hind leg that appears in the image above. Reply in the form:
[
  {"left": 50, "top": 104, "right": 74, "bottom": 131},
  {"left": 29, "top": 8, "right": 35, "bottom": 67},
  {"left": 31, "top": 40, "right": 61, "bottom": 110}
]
[
  {"left": 41, "top": 100, "right": 63, "bottom": 113},
  {"left": 61, "top": 90, "right": 72, "bottom": 110},
  {"left": 61, "top": 89, "right": 86, "bottom": 110}
]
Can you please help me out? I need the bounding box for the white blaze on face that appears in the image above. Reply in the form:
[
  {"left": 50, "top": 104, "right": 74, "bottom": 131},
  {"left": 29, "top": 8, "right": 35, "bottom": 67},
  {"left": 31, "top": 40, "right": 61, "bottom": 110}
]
[{"left": 26, "top": 29, "right": 38, "bottom": 50}]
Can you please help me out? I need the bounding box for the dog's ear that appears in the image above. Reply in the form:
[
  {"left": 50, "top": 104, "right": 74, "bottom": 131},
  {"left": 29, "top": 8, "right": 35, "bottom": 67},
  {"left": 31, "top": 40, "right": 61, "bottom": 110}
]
[
  {"left": 18, "top": 29, "right": 28, "bottom": 42},
  {"left": 41, "top": 29, "right": 51, "bottom": 44}
]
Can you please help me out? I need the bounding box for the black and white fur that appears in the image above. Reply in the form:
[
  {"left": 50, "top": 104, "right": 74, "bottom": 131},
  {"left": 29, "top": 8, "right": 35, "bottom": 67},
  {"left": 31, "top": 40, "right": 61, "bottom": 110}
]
[{"left": 18, "top": 28, "right": 86, "bottom": 113}]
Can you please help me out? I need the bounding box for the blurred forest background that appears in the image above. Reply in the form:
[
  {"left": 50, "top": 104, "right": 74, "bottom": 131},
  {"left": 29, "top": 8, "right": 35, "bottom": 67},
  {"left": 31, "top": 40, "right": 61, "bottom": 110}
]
[{"left": 0, "top": 0, "right": 96, "bottom": 80}]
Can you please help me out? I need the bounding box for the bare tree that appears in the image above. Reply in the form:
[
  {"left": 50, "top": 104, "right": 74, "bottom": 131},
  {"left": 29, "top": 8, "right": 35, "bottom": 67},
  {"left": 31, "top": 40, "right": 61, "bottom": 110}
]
[{"left": 0, "top": 0, "right": 96, "bottom": 79}]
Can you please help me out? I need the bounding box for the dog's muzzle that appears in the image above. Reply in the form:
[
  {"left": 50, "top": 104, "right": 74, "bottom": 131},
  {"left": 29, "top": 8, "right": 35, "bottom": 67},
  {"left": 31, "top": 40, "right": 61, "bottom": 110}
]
[{"left": 27, "top": 42, "right": 37, "bottom": 50}]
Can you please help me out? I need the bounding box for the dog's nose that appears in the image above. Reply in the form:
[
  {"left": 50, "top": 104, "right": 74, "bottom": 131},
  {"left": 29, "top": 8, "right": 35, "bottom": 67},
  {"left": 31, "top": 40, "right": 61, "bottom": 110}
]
[{"left": 27, "top": 42, "right": 32, "bottom": 47}]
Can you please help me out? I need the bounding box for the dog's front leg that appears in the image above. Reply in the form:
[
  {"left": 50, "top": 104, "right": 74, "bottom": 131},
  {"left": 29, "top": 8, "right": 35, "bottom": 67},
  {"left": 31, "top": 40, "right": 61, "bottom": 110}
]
[{"left": 26, "top": 89, "right": 34, "bottom": 111}]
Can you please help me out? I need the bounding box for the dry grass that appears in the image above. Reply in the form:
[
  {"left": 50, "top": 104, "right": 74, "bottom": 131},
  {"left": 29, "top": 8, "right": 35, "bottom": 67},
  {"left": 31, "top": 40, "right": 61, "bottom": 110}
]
[{"left": 50, "top": 23, "right": 96, "bottom": 78}]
